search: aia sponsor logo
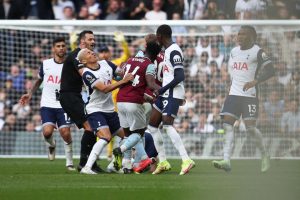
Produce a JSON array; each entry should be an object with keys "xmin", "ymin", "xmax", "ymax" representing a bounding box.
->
[
  {"xmin": 233, "ymin": 62, "xmax": 248, "ymax": 70},
  {"xmin": 163, "ymin": 65, "xmax": 169, "ymax": 72},
  {"xmin": 47, "ymin": 75, "xmax": 61, "ymax": 84}
]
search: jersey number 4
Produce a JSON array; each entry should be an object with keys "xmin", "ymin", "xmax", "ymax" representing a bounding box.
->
[{"xmin": 124, "ymin": 64, "xmax": 140, "ymax": 86}]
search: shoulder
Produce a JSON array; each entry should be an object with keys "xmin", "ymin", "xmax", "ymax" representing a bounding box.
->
[
  {"xmin": 168, "ymin": 45, "xmax": 184, "ymax": 67},
  {"xmin": 105, "ymin": 60, "xmax": 117, "ymax": 71},
  {"xmin": 82, "ymin": 69, "xmax": 97, "ymax": 85},
  {"xmin": 230, "ymin": 46, "xmax": 240, "ymax": 54},
  {"xmin": 42, "ymin": 58, "xmax": 55, "ymax": 66}
]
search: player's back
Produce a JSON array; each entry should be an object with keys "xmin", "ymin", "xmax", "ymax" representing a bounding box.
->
[
  {"xmin": 117, "ymin": 57, "xmax": 152, "ymax": 104},
  {"xmin": 60, "ymin": 48, "xmax": 83, "ymax": 93},
  {"xmin": 136, "ymin": 50, "xmax": 164, "ymax": 86},
  {"xmin": 40, "ymin": 58, "xmax": 63, "ymax": 108}
]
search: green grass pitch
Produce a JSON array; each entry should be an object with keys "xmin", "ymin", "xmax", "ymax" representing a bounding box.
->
[{"xmin": 0, "ymin": 158, "xmax": 299, "ymax": 200}]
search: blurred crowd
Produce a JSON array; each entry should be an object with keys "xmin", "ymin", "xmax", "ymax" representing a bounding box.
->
[
  {"xmin": 1, "ymin": 25, "xmax": 300, "ymax": 135},
  {"xmin": 0, "ymin": 0, "xmax": 300, "ymax": 20}
]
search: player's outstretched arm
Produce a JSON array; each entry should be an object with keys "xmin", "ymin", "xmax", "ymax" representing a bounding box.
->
[
  {"xmin": 94, "ymin": 73, "xmax": 134, "ymax": 94},
  {"xmin": 19, "ymin": 79, "xmax": 43, "ymax": 106}
]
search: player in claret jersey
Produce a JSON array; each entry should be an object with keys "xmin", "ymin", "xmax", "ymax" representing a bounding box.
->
[
  {"xmin": 212, "ymin": 26, "xmax": 275, "ymax": 173},
  {"xmin": 112, "ymin": 41, "xmax": 162, "ymax": 173},
  {"xmin": 131, "ymin": 34, "xmax": 164, "ymax": 173},
  {"xmin": 147, "ymin": 24, "xmax": 195, "ymax": 175}
]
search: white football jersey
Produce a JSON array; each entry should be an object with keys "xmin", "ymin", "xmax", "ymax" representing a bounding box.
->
[
  {"xmin": 39, "ymin": 58, "xmax": 63, "ymax": 108},
  {"xmin": 161, "ymin": 43, "xmax": 185, "ymax": 99},
  {"xmin": 82, "ymin": 60, "xmax": 116, "ymax": 114},
  {"xmin": 228, "ymin": 44, "xmax": 271, "ymax": 97}
]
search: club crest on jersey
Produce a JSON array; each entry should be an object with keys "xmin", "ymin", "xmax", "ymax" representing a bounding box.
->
[{"xmin": 233, "ymin": 62, "xmax": 248, "ymax": 70}]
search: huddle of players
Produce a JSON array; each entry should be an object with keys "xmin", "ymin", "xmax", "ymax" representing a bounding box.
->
[
  {"xmin": 19, "ymin": 24, "xmax": 274, "ymax": 175},
  {"xmin": 19, "ymin": 24, "xmax": 195, "ymax": 175},
  {"xmin": 78, "ymin": 24, "xmax": 195, "ymax": 175}
]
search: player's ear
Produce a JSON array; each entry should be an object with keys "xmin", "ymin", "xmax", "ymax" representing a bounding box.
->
[{"xmin": 81, "ymin": 58, "xmax": 87, "ymax": 64}]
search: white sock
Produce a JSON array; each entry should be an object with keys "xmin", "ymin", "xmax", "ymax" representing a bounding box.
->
[
  {"xmin": 163, "ymin": 125, "xmax": 190, "ymax": 161},
  {"xmin": 44, "ymin": 134, "xmax": 55, "ymax": 147},
  {"xmin": 122, "ymin": 158, "xmax": 132, "ymax": 169},
  {"xmin": 223, "ymin": 123, "xmax": 234, "ymax": 161},
  {"xmin": 148, "ymin": 125, "xmax": 167, "ymax": 162},
  {"xmin": 85, "ymin": 139, "xmax": 108, "ymax": 169},
  {"xmin": 64, "ymin": 142, "xmax": 73, "ymax": 166},
  {"xmin": 120, "ymin": 133, "xmax": 141, "ymax": 152},
  {"xmin": 248, "ymin": 127, "xmax": 266, "ymax": 156}
]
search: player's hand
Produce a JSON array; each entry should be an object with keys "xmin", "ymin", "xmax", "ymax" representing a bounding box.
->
[
  {"xmin": 123, "ymin": 73, "xmax": 134, "ymax": 82},
  {"xmin": 243, "ymin": 80, "xmax": 258, "ymax": 91},
  {"xmin": 179, "ymin": 99, "xmax": 186, "ymax": 106},
  {"xmin": 153, "ymin": 90, "xmax": 159, "ymax": 97},
  {"xmin": 69, "ymin": 32, "xmax": 78, "ymax": 51},
  {"xmin": 113, "ymin": 32, "xmax": 125, "ymax": 42},
  {"xmin": 144, "ymin": 93, "xmax": 154, "ymax": 103},
  {"xmin": 19, "ymin": 94, "xmax": 31, "ymax": 106},
  {"xmin": 69, "ymin": 32, "xmax": 78, "ymax": 44}
]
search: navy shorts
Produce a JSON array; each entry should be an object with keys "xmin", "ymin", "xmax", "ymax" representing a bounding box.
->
[
  {"xmin": 87, "ymin": 111, "xmax": 121, "ymax": 135},
  {"xmin": 40, "ymin": 107, "xmax": 71, "ymax": 129},
  {"xmin": 144, "ymin": 132, "xmax": 158, "ymax": 158},
  {"xmin": 220, "ymin": 95, "xmax": 259, "ymax": 120},
  {"xmin": 153, "ymin": 96, "xmax": 183, "ymax": 118}
]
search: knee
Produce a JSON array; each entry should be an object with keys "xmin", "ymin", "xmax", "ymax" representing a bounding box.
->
[
  {"xmin": 97, "ymin": 130, "xmax": 112, "ymax": 141},
  {"xmin": 59, "ymin": 127, "xmax": 70, "ymax": 135},
  {"xmin": 43, "ymin": 128, "xmax": 53, "ymax": 138}
]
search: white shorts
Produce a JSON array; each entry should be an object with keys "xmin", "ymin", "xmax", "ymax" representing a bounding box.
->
[
  {"xmin": 143, "ymin": 102, "xmax": 152, "ymax": 125},
  {"xmin": 117, "ymin": 102, "xmax": 147, "ymax": 131}
]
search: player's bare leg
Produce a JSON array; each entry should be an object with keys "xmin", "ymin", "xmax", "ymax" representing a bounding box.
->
[
  {"xmin": 81, "ymin": 128, "xmax": 112, "ymax": 175},
  {"xmin": 162, "ymin": 115, "xmax": 195, "ymax": 175},
  {"xmin": 43, "ymin": 125, "xmax": 56, "ymax": 161},
  {"xmin": 148, "ymin": 107, "xmax": 170, "ymax": 174},
  {"xmin": 59, "ymin": 127, "xmax": 75, "ymax": 171}
]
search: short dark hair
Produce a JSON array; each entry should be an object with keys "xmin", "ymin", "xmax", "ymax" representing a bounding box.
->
[
  {"xmin": 78, "ymin": 30, "xmax": 94, "ymax": 41},
  {"xmin": 156, "ymin": 24, "xmax": 172, "ymax": 38},
  {"xmin": 241, "ymin": 25, "xmax": 257, "ymax": 40},
  {"xmin": 52, "ymin": 37, "xmax": 65, "ymax": 46},
  {"xmin": 145, "ymin": 41, "xmax": 161, "ymax": 58}
]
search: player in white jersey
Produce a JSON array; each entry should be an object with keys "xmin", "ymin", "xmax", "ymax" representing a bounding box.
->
[
  {"xmin": 76, "ymin": 48, "xmax": 134, "ymax": 175},
  {"xmin": 19, "ymin": 38, "xmax": 75, "ymax": 171},
  {"xmin": 212, "ymin": 26, "xmax": 275, "ymax": 173},
  {"xmin": 147, "ymin": 24, "xmax": 195, "ymax": 175}
]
